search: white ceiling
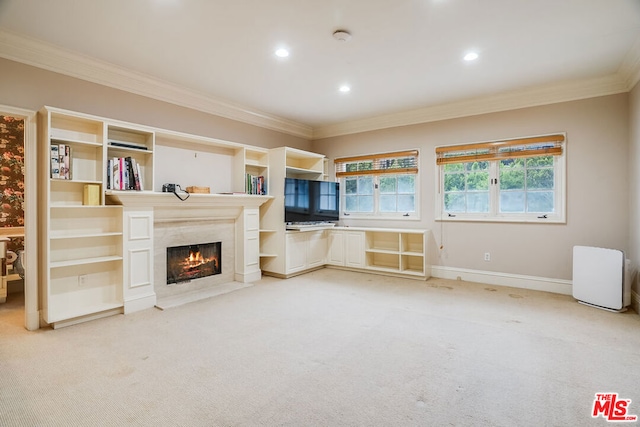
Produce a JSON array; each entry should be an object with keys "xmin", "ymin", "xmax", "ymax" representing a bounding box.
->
[{"xmin": 1, "ymin": 0, "xmax": 640, "ymax": 139}]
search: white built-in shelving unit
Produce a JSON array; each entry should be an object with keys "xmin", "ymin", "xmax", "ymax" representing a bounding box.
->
[
  {"xmin": 39, "ymin": 106, "xmax": 274, "ymax": 327},
  {"xmin": 260, "ymin": 147, "xmax": 327, "ymax": 277},
  {"xmin": 39, "ymin": 107, "xmax": 127, "ymax": 327}
]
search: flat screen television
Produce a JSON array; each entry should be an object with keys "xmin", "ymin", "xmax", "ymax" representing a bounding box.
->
[{"xmin": 284, "ymin": 177, "xmax": 340, "ymax": 223}]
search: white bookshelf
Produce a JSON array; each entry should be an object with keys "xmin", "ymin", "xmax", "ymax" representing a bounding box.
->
[{"xmin": 260, "ymin": 147, "xmax": 326, "ymax": 277}]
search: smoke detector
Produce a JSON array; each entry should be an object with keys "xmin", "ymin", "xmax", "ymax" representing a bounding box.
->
[{"xmin": 333, "ymin": 30, "xmax": 352, "ymax": 42}]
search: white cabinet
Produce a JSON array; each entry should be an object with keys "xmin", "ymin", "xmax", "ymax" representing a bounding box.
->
[
  {"xmin": 327, "ymin": 228, "xmax": 429, "ymax": 279},
  {"xmin": 307, "ymin": 230, "xmax": 328, "ymax": 269},
  {"xmin": 327, "ymin": 229, "xmax": 364, "ymax": 268},
  {"xmin": 285, "ymin": 232, "xmax": 308, "ymax": 274},
  {"xmin": 285, "ymin": 230, "xmax": 327, "ymax": 276},
  {"xmin": 327, "ymin": 230, "xmax": 345, "ymax": 266},
  {"xmin": 345, "ymin": 231, "xmax": 365, "ymax": 268}
]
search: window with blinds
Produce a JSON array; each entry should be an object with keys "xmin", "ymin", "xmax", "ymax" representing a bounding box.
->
[
  {"xmin": 435, "ymin": 134, "xmax": 566, "ymax": 223},
  {"xmin": 335, "ymin": 150, "xmax": 420, "ymax": 218}
]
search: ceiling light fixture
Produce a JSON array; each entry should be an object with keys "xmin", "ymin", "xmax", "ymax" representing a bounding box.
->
[
  {"xmin": 464, "ymin": 52, "xmax": 479, "ymax": 61},
  {"xmin": 339, "ymin": 85, "xmax": 351, "ymax": 93},
  {"xmin": 275, "ymin": 48, "xmax": 290, "ymax": 58}
]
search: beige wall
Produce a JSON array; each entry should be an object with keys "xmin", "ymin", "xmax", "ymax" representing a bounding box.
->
[
  {"xmin": 1, "ymin": 56, "xmax": 632, "ymax": 283},
  {"xmin": 0, "ymin": 58, "xmax": 311, "ymax": 150},
  {"xmin": 629, "ymin": 82, "xmax": 640, "ymax": 295},
  {"xmin": 313, "ymin": 94, "xmax": 630, "ymax": 281}
]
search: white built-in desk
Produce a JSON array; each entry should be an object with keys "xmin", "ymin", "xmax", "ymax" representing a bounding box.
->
[{"xmin": 276, "ymin": 226, "xmax": 430, "ymax": 280}]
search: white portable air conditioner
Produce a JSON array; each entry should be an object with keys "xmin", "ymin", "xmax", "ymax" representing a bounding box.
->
[{"xmin": 572, "ymin": 246, "xmax": 631, "ymax": 312}]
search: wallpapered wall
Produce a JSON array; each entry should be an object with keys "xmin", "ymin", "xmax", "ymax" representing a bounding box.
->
[{"xmin": 0, "ymin": 114, "xmax": 25, "ymax": 253}]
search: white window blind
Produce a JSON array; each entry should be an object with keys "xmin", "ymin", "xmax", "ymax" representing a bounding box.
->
[
  {"xmin": 436, "ymin": 134, "xmax": 564, "ymax": 165},
  {"xmin": 335, "ymin": 150, "xmax": 419, "ymax": 177}
]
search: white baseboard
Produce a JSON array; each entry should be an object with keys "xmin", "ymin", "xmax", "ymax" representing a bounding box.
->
[
  {"xmin": 124, "ymin": 293, "xmax": 157, "ymax": 314},
  {"xmin": 430, "ymin": 265, "xmax": 573, "ymax": 295},
  {"xmin": 632, "ymin": 290, "xmax": 640, "ymax": 314}
]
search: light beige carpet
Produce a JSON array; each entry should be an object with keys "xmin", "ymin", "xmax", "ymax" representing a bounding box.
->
[{"xmin": 1, "ymin": 268, "xmax": 639, "ymax": 426}]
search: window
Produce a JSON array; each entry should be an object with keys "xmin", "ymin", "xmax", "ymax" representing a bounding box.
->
[
  {"xmin": 335, "ymin": 150, "xmax": 419, "ymax": 218},
  {"xmin": 436, "ymin": 134, "xmax": 566, "ymax": 222}
]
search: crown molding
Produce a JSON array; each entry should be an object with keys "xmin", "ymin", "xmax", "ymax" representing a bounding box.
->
[
  {"xmin": 2, "ymin": 29, "xmax": 639, "ymax": 142},
  {"xmin": 0, "ymin": 30, "xmax": 314, "ymax": 139},
  {"xmin": 312, "ymin": 74, "xmax": 629, "ymax": 139},
  {"xmin": 619, "ymin": 35, "xmax": 640, "ymax": 91}
]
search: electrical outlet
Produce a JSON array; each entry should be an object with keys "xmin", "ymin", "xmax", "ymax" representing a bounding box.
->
[
  {"xmin": 78, "ymin": 274, "xmax": 88, "ymax": 286},
  {"xmin": 484, "ymin": 252, "xmax": 491, "ymax": 261}
]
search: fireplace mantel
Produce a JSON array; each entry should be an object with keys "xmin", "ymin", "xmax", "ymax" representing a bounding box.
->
[
  {"xmin": 108, "ymin": 191, "xmax": 272, "ymax": 315},
  {"xmin": 106, "ymin": 191, "xmax": 272, "ymax": 209}
]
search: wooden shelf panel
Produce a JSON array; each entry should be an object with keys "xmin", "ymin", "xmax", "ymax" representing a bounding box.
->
[
  {"xmin": 51, "ymin": 137, "xmax": 102, "ymax": 147},
  {"xmin": 50, "ymin": 255, "xmax": 122, "ymax": 269},
  {"xmin": 400, "ymin": 251, "xmax": 424, "ymax": 256},
  {"xmin": 365, "ymin": 248, "xmax": 399, "ymax": 255},
  {"xmin": 107, "ymin": 144, "xmax": 153, "ymax": 155},
  {"xmin": 50, "ymin": 232, "xmax": 123, "ymax": 240},
  {"xmin": 285, "ymin": 166, "xmax": 323, "ymax": 175}
]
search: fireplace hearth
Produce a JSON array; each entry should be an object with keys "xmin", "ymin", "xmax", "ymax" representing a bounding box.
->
[{"xmin": 166, "ymin": 242, "xmax": 221, "ymax": 284}]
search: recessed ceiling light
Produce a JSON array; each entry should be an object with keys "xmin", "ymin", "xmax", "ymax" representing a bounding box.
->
[
  {"xmin": 464, "ymin": 52, "xmax": 479, "ymax": 61},
  {"xmin": 275, "ymin": 48, "xmax": 289, "ymax": 58},
  {"xmin": 339, "ymin": 85, "xmax": 351, "ymax": 93}
]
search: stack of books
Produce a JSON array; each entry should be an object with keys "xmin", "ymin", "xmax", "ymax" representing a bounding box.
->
[
  {"xmin": 50, "ymin": 144, "xmax": 71, "ymax": 179},
  {"xmin": 107, "ymin": 157, "xmax": 144, "ymax": 191},
  {"xmin": 246, "ymin": 174, "xmax": 266, "ymax": 195}
]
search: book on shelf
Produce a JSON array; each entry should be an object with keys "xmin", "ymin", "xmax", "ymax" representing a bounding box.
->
[
  {"xmin": 107, "ymin": 159, "xmax": 112, "ymax": 189},
  {"xmin": 112, "ymin": 157, "xmax": 121, "ymax": 190},
  {"xmin": 58, "ymin": 144, "xmax": 65, "ymax": 179},
  {"xmin": 64, "ymin": 145, "xmax": 71, "ymax": 179},
  {"xmin": 52, "ymin": 144, "xmax": 72, "ymax": 180},
  {"xmin": 135, "ymin": 161, "xmax": 144, "ymax": 191},
  {"xmin": 50, "ymin": 145, "xmax": 60, "ymax": 179},
  {"xmin": 130, "ymin": 158, "xmax": 141, "ymax": 191},
  {"xmin": 121, "ymin": 157, "xmax": 128, "ymax": 190},
  {"xmin": 108, "ymin": 156, "xmax": 143, "ymax": 191},
  {"xmin": 245, "ymin": 173, "xmax": 266, "ymax": 195}
]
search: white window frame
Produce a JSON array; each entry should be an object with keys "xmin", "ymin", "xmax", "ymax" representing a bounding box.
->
[
  {"xmin": 336, "ymin": 150, "xmax": 421, "ymax": 220},
  {"xmin": 435, "ymin": 133, "xmax": 566, "ymax": 223}
]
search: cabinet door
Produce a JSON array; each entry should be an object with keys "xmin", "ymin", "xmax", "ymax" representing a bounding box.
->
[
  {"xmin": 122, "ymin": 207, "xmax": 155, "ymax": 313},
  {"xmin": 345, "ymin": 231, "xmax": 365, "ymax": 268},
  {"xmin": 307, "ymin": 231, "xmax": 327, "ymax": 268},
  {"xmin": 285, "ymin": 232, "xmax": 307, "ymax": 274},
  {"xmin": 327, "ymin": 231, "xmax": 345, "ymax": 266}
]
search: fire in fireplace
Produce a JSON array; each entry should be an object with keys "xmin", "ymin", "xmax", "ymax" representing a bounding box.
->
[{"xmin": 166, "ymin": 242, "xmax": 221, "ymax": 284}]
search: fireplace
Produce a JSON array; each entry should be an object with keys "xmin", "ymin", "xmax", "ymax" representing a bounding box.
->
[{"xmin": 166, "ymin": 242, "xmax": 221, "ymax": 284}]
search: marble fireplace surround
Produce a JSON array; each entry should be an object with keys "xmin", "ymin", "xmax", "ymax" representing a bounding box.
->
[{"xmin": 106, "ymin": 192, "xmax": 272, "ymax": 309}]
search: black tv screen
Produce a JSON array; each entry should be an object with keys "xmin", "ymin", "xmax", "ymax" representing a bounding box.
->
[{"xmin": 284, "ymin": 177, "xmax": 339, "ymax": 223}]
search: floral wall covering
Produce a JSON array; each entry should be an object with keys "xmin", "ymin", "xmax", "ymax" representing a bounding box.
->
[{"xmin": 0, "ymin": 114, "xmax": 25, "ymax": 253}]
